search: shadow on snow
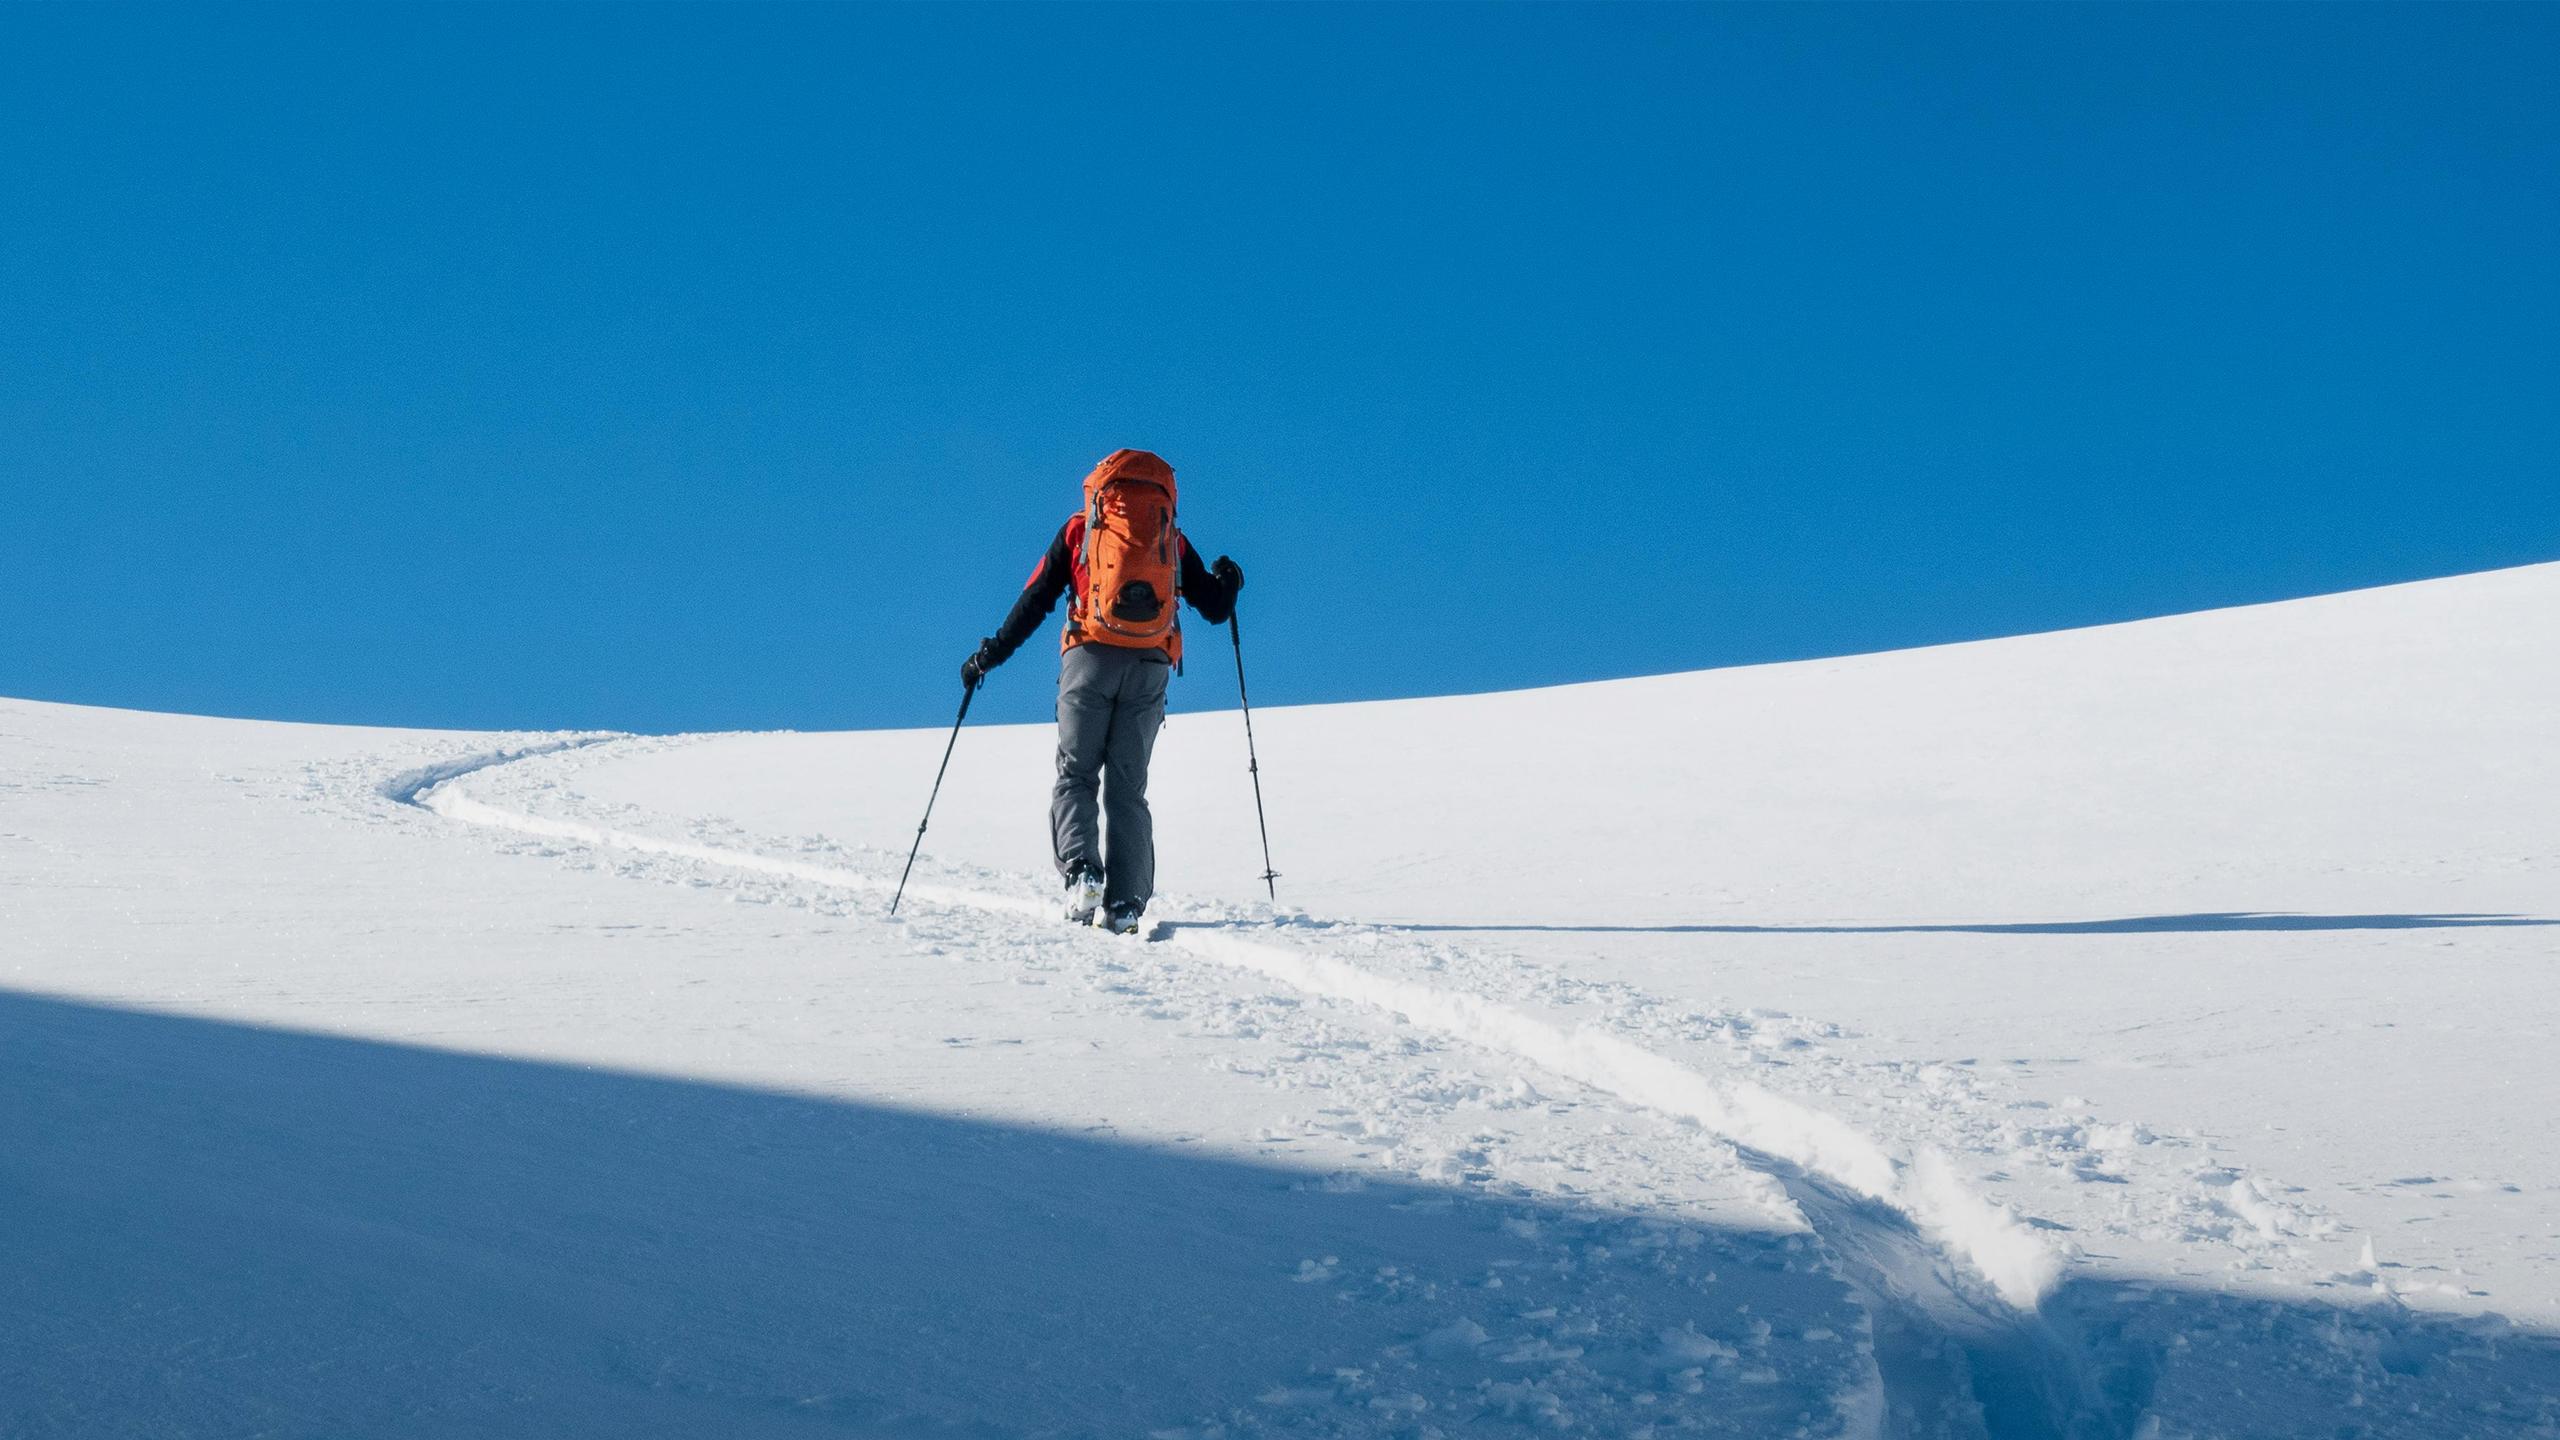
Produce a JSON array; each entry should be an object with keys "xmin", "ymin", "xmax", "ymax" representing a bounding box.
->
[
  {"xmin": 3, "ymin": 990, "xmax": 2554, "ymax": 1439},
  {"xmin": 1209, "ymin": 913, "xmax": 2560, "ymax": 939}
]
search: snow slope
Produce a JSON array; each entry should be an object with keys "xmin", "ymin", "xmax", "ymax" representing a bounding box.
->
[{"xmin": 5, "ymin": 563, "xmax": 2558, "ymax": 1438}]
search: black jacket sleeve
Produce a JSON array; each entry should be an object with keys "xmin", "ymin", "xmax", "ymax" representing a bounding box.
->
[
  {"xmin": 1180, "ymin": 538, "xmax": 1236, "ymax": 627},
  {"xmin": 983, "ymin": 521, "xmax": 1075, "ymax": 667}
]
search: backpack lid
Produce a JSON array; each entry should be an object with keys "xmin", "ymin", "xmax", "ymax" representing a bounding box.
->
[{"xmin": 1083, "ymin": 448, "xmax": 1176, "ymax": 509}]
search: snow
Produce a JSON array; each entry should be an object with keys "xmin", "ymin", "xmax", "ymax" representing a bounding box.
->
[{"xmin": 6, "ymin": 562, "xmax": 2559, "ymax": 1437}]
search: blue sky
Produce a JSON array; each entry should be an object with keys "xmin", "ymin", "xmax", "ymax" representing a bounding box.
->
[{"xmin": 4, "ymin": 3, "xmax": 2554, "ymax": 733}]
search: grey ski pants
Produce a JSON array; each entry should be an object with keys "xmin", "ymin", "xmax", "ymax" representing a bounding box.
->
[{"xmin": 1051, "ymin": 643, "xmax": 1171, "ymax": 912}]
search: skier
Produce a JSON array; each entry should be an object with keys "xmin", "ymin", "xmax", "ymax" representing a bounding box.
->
[{"xmin": 961, "ymin": 449, "xmax": 1244, "ymax": 935}]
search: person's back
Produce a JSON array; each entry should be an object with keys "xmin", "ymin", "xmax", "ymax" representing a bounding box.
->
[{"xmin": 962, "ymin": 449, "xmax": 1243, "ymax": 934}]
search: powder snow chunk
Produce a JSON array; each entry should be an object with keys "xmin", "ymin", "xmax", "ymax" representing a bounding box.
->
[
  {"xmin": 1418, "ymin": 1319, "xmax": 1490, "ymax": 1357},
  {"xmin": 1654, "ymin": 1326, "xmax": 1741, "ymax": 1366},
  {"xmin": 1495, "ymin": 1337, "xmax": 1585, "ymax": 1365},
  {"xmin": 1291, "ymin": 1256, "xmax": 1339, "ymax": 1283},
  {"xmin": 1906, "ymin": 1149, "xmax": 2066, "ymax": 1310}
]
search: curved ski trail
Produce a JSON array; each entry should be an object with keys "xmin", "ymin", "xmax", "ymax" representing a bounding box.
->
[{"xmin": 393, "ymin": 734, "xmax": 2116, "ymax": 1437}]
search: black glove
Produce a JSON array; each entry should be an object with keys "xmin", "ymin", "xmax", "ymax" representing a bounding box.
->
[
  {"xmin": 961, "ymin": 638, "xmax": 996, "ymax": 688},
  {"xmin": 1212, "ymin": 555, "xmax": 1244, "ymax": 598}
]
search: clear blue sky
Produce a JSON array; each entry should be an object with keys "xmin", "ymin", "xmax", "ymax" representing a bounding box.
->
[{"xmin": 5, "ymin": 3, "xmax": 2554, "ymax": 733}]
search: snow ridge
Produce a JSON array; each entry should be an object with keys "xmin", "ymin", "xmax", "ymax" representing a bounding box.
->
[{"xmin": 402, "ymin": 740, "xmax": 2064, "ymax": 1314}]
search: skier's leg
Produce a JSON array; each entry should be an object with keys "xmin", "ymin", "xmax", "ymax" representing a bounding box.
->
[
  {"xmin": 1101, "ymin": 654, "xmax": 1171, "ymax": 914},
  {"xmin": 1052, "ymin": 646, "xmax": 1114, "ymax": 883}
]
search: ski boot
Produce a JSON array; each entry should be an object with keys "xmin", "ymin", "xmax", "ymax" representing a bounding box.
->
[
  {"xmin": 1098, "ymin": 902, "xmax": 1144, "ymax": 937},
  {"xmin": 1063, "ymin": 869, "xmax": 1104, "ymax": 926}
]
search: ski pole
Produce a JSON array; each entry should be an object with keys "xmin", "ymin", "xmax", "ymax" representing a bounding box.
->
[
  {"xmin": 1228, "ymin": 608, "xmax": 1280, "ymax": 901},
  {"xmin": 891, "ymin": 676, "xmax": 976, "ymax": 916}
]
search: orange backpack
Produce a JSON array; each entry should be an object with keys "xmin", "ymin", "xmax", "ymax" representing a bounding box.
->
[{"xmin": 1068, "ymin": 449, "xmax": 1184, "ymax": 664}]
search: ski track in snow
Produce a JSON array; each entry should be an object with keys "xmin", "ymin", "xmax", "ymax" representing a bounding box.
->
[
  {"xmin": 376, "ymin": 732, "xmax": 628, "ymax": 807},
  {"xmin": 368, "ymin": 730, "xmax": 2560, "ymax": 1439},
  {"xmin": 378, "ymin": 733, "xmax": 2148, "ymax": 1436},
  {"xmin": 405, "ymin": 738, "xmax": 2056, "ymax": 1286}
]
